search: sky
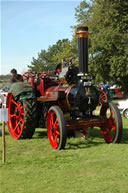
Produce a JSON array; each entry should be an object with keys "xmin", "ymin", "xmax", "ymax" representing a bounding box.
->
[{"xmin": 0, "ymin": 0, "xmax": 82, "ymax": 75}]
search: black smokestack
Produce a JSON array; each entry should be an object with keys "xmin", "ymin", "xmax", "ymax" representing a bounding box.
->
[{"xmin": 76, "ymin": 26, "xmax": 88, "ymax": 75}]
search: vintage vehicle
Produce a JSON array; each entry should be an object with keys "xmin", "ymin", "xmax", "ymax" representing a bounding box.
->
[
  {"xmin": 110, "ymin": 85, "xmax": 123, "ymax": 99},
  {"xmin": 6, "ymin": 27, "xmax": 123, "ymax": 149},
  {"xmin": 118, "ymin": 99, "xmax": 128, "ymax": 119}
]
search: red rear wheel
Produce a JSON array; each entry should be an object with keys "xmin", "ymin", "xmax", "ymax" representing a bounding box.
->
[
  {"xmin": 7, "ymin": 94, "xmax": 24, "ymax": 139},
  {"xmin": 7, "ymin": 93, "xmax": 37, "ymax": 139},
  {"xmin": 100, "ymin": 102, "xmax": 123, "ymax": 143},
  {"xmin": 47, "ymin": 106, "xmax": 67, "ymax": 150}
]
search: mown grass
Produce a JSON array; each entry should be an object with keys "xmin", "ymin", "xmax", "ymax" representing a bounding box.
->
[{"xmin": 0, "ymin": 117, "xmax": 128, "ymax": 193}]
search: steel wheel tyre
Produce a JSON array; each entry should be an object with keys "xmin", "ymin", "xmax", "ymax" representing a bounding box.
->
[
  {"xmin": 47, "ymin": 106, "xmax": 67, "ymax": 150},
  {"xmin": 100, "ymin": 102, "xmax": 123, "ymax": 143},
  {"xmin": 124, "ymin": 109, "xmax": 128, "ymax": 119},
  {"xmin": 7, "ymin": 93, "xmax": 37, "ymax": 139}
]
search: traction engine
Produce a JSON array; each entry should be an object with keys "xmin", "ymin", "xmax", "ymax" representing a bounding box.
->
[{"xmin": 6, "ymin": 27, "xmax": 123, "ymax": 149}]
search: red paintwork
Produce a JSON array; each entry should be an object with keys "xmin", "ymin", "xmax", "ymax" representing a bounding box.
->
[
  {"xmin": 66, "ymin": 111, "xmax": 117, "ymax": 143},
  {"xmin": 114, "ymin": 88, "xmax": 123, "ymax": 98},
  {"xmin": 36, "ymin": 78, "xmax": 44, "ymax": 96},
  {"xmin": 21, "ymin": 70, "xmax": 118, "ymax": 144},
  {"xmin": 27, "ymin": 76, "xmax": 35, "ymax": 87},
  {"xmin": 66, "ymin": 117, "xmax": 106, "ymax": 131},
  {"xmin": 7, "ymin": 69, "xmax": 118, "ymax": 145},
  {"xmin": 6, "ymin": 93, "xmax": 24, "ymax": 139},
  {"xmin": 98, "ymin": 90, "xmax": 107, "ymax": 106},
  {"xmin": 44, "ymin": 85, "xmax": 67, "ymax": 97},
  {"xmin": 47, "ymin": 109, "xmax": 60, "ymax": 149},
  {"xmin": 100, "ymin": 105, "xmax": 117, "ymax": 143},
  {"xmin": 110, "ymin": 88, "xmax": 123, "ymax": 99},
  {"xmin": 101, "ymin": 112, "xmax": 116, "ymax": 143}
]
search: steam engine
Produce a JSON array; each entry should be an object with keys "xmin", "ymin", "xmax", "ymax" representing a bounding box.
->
[{"xmin": 7, "ymin": 26, "xmax": 123, "ymax": 150}]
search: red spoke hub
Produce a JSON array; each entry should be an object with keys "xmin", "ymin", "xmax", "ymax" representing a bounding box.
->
[{"xmin": 47, "ymin": 111, "xmax": 60, "ymax": 149}]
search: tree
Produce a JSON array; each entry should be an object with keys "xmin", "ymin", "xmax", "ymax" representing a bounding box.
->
[
  {"xmin": 73, "ymin": 0, "xmax": 128, "ymax": 92},
  {"xmin": 28, "ymin": 39, "xmax": 72, "ymax": 72}
]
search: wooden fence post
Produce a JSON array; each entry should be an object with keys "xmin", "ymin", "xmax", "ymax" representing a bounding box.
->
[
  {"xmin": 2, "ymin": 119, "xmax": 6, "ymax": 163},
  {"xmin": 0, "ymin": 105, "xmax": 8, "ymax": 163}
]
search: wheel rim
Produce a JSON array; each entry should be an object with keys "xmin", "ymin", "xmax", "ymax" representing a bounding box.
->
[
  {"xmin": 98, "ymin": 90, "xmax": 107, "ymax": 106},
  {"xmin": 100, "ymin": 105, "xmax": 117, "ymax": 143},
  {"xmin": 47, "ymin": 110, "xmax": 60, "ymax": 149},
  {"xmin": 8, "ymin": 94, "xmax": 24, "ymax": 139}
]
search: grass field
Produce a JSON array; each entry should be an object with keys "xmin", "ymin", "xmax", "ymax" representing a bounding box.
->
[{"xmin": 0, "ymin": 116, "xmax": 128, "ymax": 193}]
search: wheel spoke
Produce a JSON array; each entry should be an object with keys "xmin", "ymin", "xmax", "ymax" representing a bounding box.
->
[
  {"xmin": 101, "ymin": 129, "xmax": 112, "ymax": 143},
  {"xmin": 13, "ymin": 119, "xmax": 21, "ymax": 132},
  {"xmin": 54, "ymin": 134, "xmax": 58, "ymax": 142},
  {"xmin": 112, "ymin": 125, "xmax": 116, "ymax": 131},
  {"xmin": 20, "ymin": 106, "xmax": 24, "ymax": 110},
  {"xmin": 53, "ymin": 118, "xmax": 59, "ymax": 128},
  {"xmin": 50, "ymin": 112, "xmax": 54, "ymax": 125},
  {"xmin": 20, "ymin": 116, "xmax": 24, "ymax": 122},
  {"xmin": 53, "ymin": 118, "xmax": 60, "ymax": 135},
  {"xmin": 55, "ymin": 130, "xmax": 60, "ymax": 135},
  {"xmin": 55, "ymin": 119, "xmax": 58, "ymax": 125},
  {"xmin": 10, "ymin": 114, "xmax": 16, "ymax": 118},
  {"xmin": 17, "ymin": 125, "xmax": 21, "ymax": 133},
  {"xmin": 18, "ymin": 122, "xmax": 23, "ymax": 133},
  {"xmin": 109, "ymin": 111, "xmax": 113, "ymax": 119},
  {"xmin": 11, "ymin": 99, "xmax": 19, "ymax": 106}
]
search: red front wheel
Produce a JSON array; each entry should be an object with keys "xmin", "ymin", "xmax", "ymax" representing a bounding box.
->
[
  {"xmin": 47, "ymin": 106, "xmax": 67, "ymax": 150},
  {"xmin": 100, "ymin": 102, "xmax": 123, "ymax": 143}
]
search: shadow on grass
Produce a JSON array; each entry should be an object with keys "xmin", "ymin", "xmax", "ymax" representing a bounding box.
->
[
  {"xmin": 32, "ymin": 129, "xmax": 48, "ymax": 139},
  {"xmin": 66, "ymin": 140, "xmax": 104, "ymax": 150},
  {"xmin": 121, "ymin": 127, "xmax": 128, "ymax": 144},
  {"xmin": 66, "ymin": 128, "xmax": 105, "ymax": 150},
  {"xmin": 32, "ymin": 126, "xmax": 128, "ymax": 149},
  {"xmin": 66, "ymin": 127, "xmax": 128, "ymax": 150}
]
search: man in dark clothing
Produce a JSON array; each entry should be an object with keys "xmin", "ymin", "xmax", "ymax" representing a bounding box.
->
[{"xmin": 10, "ymin": 68, "xmax": 22, "ymax": 83}]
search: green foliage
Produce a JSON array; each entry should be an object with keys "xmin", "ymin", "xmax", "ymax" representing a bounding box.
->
[
  {"xmin": 0, "ymin": 74, "xmax": 11, "ymax": 88},
  {"xmin": 29, "ymin": 0, "xmax": 128, "ymax": 92},
  {"xmin": 73, "ymin": 0, "xmax": 128, "ymax": 92},
  {"xmin": 28, "ymin": 39, "xmax": 73, "ymax": 72},
  {"xmin": 75, "ymin": 0, "xmax": 91, "ymax": 24},
  {"xmin": 0, "ymin": 74, "xmax": 11, "ymax": 81}
]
